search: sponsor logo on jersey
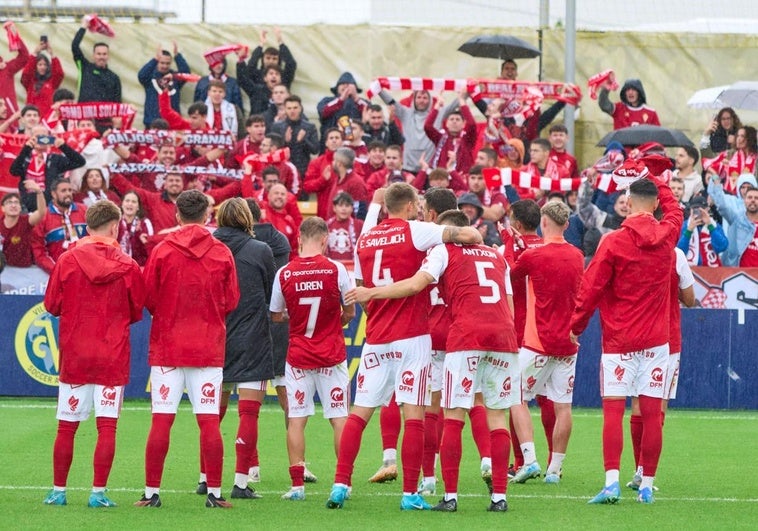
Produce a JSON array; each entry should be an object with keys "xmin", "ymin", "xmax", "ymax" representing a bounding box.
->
[{"xmin": 14, "ymin": 303, "xmax": 60, "ymax": 386}]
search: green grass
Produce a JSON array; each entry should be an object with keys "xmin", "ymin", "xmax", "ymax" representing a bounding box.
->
[{"xmin": 1, "ymin": 398, "xmax": 756, "ymax": 530}]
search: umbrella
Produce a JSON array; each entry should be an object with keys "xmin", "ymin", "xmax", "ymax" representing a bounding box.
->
[
  {"xmin": 715, "ymin": 81, "xmax": 758, "ymax": 110},
  {"xmin": 687, "ymin": 85, "xmax": 729, "ymax": 109},
  {"xmin": 458, "ymin": 34, "xmax": 541, "ymax": 60},
  {"xmin": 597, "ymin": 125, "xmax": 694, "ymax": 148}
]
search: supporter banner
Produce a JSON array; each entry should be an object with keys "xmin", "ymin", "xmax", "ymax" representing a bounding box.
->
[
  {"xmin": 102, "ymin": 129, "xmax": 235, "ymax": 149},
  {"xmin": 236, "ymin": 147, "xmax": 291, "ymax": 169},
  {"xmin": 58, "ymin": 103, "xmax": 136, "ymax": 128},
  {"xmin": 691, "ymin": 266, "xmax": 758, "ymax": 310},
  {"xmin": 107, "ymin": 162, "xmax": 243, "ymax": 178},
  {"xmin": 483, "ymin": 167, "xmax": 582, "ymax": 192}
]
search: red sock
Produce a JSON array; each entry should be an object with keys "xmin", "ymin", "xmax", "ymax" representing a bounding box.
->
[
  {"xmin": 53, "ymin": 420, "xmax": 79, "ymax": 487},
  {"xmin": 334, "ymin": 414, "xmax": 367, "ymax": 485},
  {"xmin": 235, "ymin": 400, "xmax": 261, "ymax": 474},
  {"xmin": 537, "ymin": 396, "xmax": 556, "ymax": 463},
  {"xmin": 219, "ymin": 403, "xmax": 228, "ymax": 423},
  {"xmin": 380, "ymin": 399, "xmax": 401, "ymax": 451},
  {"xmin": 289, "ymin": 464, "xmax": 305, "ymax": 488},
  {"xmin": 436, "ymin": 407, "xmax": 444, "ymax": 445},
  {"xmin": 250, "ymin": 448, "xmax": 259, "ymax": 467},
  {"xmin": 630, "ymin": 414, "xmax": 643, "ymax": 468},
  {"xmin": 197, "ymin": 414, "xmax": 224, "ymax": 489},
  {"xmin": 639, "ymin": 395, "xmax": 663, "ymax": 476},
  {"xmin": 93, "ymin": 417, "xmax": 117, "ymax": 488},
  {"xmin": 468, "ymin": 405, "xmax": 491, "ymax": 460},
  {"xmin": 490, "ymin": 428, "xmax": 511, "ymax": 495},
  {"xmin": 401, "ymin": 418, "xmax": 425, "ymax": 493},
  {"xmin": 509, "ymin": 411, "xmax": 523, "ymax": 468},
  {"xmin": 422, "ymin": 412, "xmax": 439, "ymax": 477},
  {"xmin": 602, "ymin": 400, "xmax": 625, "ymax": 471},
  {"xmin": 145, "ymin": 413, "xmax": 175, "ymax": 488},
  {"xmin": 439, "ymin": 418, "xmax": 465, "ymax": 494}
]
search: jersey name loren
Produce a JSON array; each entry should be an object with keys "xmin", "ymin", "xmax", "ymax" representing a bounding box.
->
[{"xmin": 295, "ymin": 281, "xmax": 323, "ymax": 292}]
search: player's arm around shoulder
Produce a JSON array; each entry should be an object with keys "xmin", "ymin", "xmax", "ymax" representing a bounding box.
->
[
  {"xmin": 442, "ymin": 224, "xmax": 483, "ymax": 245},
  {"xmin": 346, "ymin": 271, "xmax": 435, "ymax": 305}
]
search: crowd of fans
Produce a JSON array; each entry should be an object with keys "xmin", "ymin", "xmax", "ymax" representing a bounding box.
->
[{"xmin": 1, "ymin": 21, "xmax": 757, "ymax": 289}]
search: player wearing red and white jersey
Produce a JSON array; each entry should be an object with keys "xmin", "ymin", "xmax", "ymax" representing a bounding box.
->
[
  {"xmin": 627, "ymin": 246, "xmax": 695, "ymax": 490},
  {"xmin": 506, "ymin": 201, "xmax": 584, "ymax": 485},
  {"xmin": 326, "ymin": 183, "xmax": 482, "ymax": 511},
  {"xmin": 570, "ymin": 172, "xmax": 682, "ymax": 504},
  {"xmin": 270, "ymin": 216, "xmax": 355, "ymax": 501},
  {"xmin": 348, "ymin": 209, "xmax": 519, "ymax": 513}
]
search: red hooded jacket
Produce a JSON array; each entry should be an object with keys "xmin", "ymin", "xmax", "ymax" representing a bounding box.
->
[
  {"xmin": 143, "ymin": 224, "xmax": 239, "ymax": 367},
  {"xmin": 44, "ymin": 237, "xmax": 145, "ymax": 385}
]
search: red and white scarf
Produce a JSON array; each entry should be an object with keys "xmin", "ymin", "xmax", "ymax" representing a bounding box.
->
[
  {"xmin": 58, "ymin": 103, "xmax": 136, "ymax": 128},
  {"xmin": 687, "ymin": 226, "xmax": 722, "ymax": 267},
  {"xmin": 483, "ymin": 167, "xmax": 581, "ymax": 192}
]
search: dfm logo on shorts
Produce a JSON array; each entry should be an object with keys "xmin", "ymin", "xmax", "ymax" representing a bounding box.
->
[
  {"xmin": 461, "ymin": 377, "xmax": 473, "ymax": 394},
  {"xmin": 500, "ymin": 377, "xmax": 511, "ymax": 398},
  {"xmin": 399, "ymin": 371, "xmax": 415, "ymax": 393},
  {"xmin": 567, "ymin": 375, "xmax": 575, "ymax": 393},
  {"xmin": 330, "ymin": 387, "xmax": 344, "ymax": 408},
  {"xmin": 649, "ymin": 367, "xmax": 664, "ymax": 389},
  {"xmin": 614, "ymin": 366, "xmax": 625, "ymax": 382},
  {"xmin": 357, "ymin": 373, "xmax": 365, "ymax": 389},
  {"xmin": 14, "ymin": 303, "xmax": 60, "ymax": 386},
  {"xmin": 526, "ymin": 375, "xmax": 537, "ymax": 390},
  {"xmin": 68, "ymin": 395, "xmax": 79, "ymax": 412},
  {"xmin": 101, "ymin": 386, "xmax": 117, "ymax": 407},
  {"xmin": 159, "ymin": 384, "xmax": 170, "ymax": 401},
  {"xmin": 200, "ymin": 382, "xmax": 216, "ymax": 404},
  {"xmin": 295, "ymin": 389, "xmax": 306, "ymax": 406}
]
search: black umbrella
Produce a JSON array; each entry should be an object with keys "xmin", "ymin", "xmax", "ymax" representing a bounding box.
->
[
  {"xmin": 597, "ymin": 125, "xmax": 694, "ymax": 148},
  {"xmin": 458, "ymin": 34, "xmax": 541, "ymax": 60}
]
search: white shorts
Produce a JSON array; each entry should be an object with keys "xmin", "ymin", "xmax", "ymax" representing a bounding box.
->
[
  {"xmin": 430, "ymin": 349, "xmax": 445, "ymax": 393},
  {"xmin": 600, "ymin": 344, "xmax": 669, "ymax": 399},
  {"xmin": 270, "ymin": 375, "xmax": 286, "ymax": 388},
  {"xmin": 56, "ymin": 383, "xmax": 124, "ymax": 422},
  {"xmin": 442, "ymin": 351, "xmax": 520, "ymax": 411},
  {"xmin": 519, "ymin": 348, "xmax": 577, "ymax": 404},
  {"xmin": 285, "ymin": 361, "xmax": 349, "ymax": 419},
  {"xmin": 222, "ymin": 380, "xmax": 268, "ymax": 393},
  {"xmin": 150, "ymin": 366, "xmax": 223, "ymax": 415},
  {"xmin": 665, "ymin": 353, "xmax": 680, "ymax": 400},
  {"xmin": 354, "ymin": 335, "xmax": 432, "ymax": 408}
]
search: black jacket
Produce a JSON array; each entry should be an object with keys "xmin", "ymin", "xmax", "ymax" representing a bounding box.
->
[
  {"xmin": 72, "ymin": 28, "xmax": 122, "ymax": 104},
  {"xmin": 10, "ymin": 144, "xmax": 86, "ymax": 212},
  {"xmin": 215, "ymin": 226, "xmax": 277, "ymax": 383},
  {"xmin": 270, "ymin": 118, "xmax": 319, "ymax": 177}
]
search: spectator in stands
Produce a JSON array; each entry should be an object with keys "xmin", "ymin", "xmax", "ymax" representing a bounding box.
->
[
  {"xmin": 356, "ymin": 141, "xmax": 386, "ymax": 179},
  {"xmin": 21, "ymin": 38, "xmax": 63, "ymax": 118},
  {"xmin": 326, "ymin": 191, "xmax": 363, "ymax": 262},
  {"xmin": 159, "ymin": 85, "xmax": 208, "ymax": 131},
  {"xmin": 252, "ymin": 165, "xmax": 302, "ymax": 225},
  {"xmin": 263, "ymin": 83, "xmax": 289, "ymax": 130},
  {"xmin": 548, "ymin": 124, "xmax": 579, "ymax": 179},
  {"xmin": 138, "ymin": 43, "xmax": 190, "ymax": 127},
  {"xmin": 707, "ymin": 173, "xmax": 758, "ymax": 266},
  {"xmin": 110, "ymin": 171, "xmax": 184, "ymax": 233},
  {"xmin": 257, "ymin": 134, "xmax": 300, "ymax": 196},
  {"xmin": 72, "ymin": 18, "xmax": 121, "ymax": 130},
  {"xmin": 576, "ymin": 174, "xmax": 628, "ymax": 261},
  {"xmin": 194, "ymin": 56, "xmax": 243, "ymax": 114},
  {"xmin": 412, "ymin": 167, "xmax": 461, "ymax": 193},
  {"xmin": 669, "ymin": 176, "xmax": 686, "ymax": 208},
  {"xmin": 475, "ymin": 146, "xmax": 520, "ymax": 204},
  {"xmin": 366, "ymin": 145, "xmax": 414, "ymax": 196},
  {"xmin": 67, "ymin": 118, "xmax": 119, "ymax": 191},
  {"xmin": 17, "ymin": 105, "xmax": 41, "ymax": 135},
  {"xmin": 43, "ymin": 89, "xmax": 76, "ymax": 132},
  {"xmin": 10, "ymin": 125, "xmax": 86, "ymax": 212},
  {"xmin": 598, "ymin": 78, "xmax": 660, "ymax": 129},
  {"xmin": 31, "ymin": 178, "xmax": 88, "ymax": 274},
  {"xmin": 317, "ymin": 72, "xmax": 369, "ymax": 152},
  {"xmin": 330, "ymin": 147, "xmax": 368, "ymax": 218},
  {"xmin": 700, "ymin": 107, "xmax": 741, "ymax": 154},
  {"xmin": 264, "ymin": 183, "xmax": 299, "ymax": 260},
  {"xmin": 227, "ymin": 115, "xmax": 265, "ymax": 168},
  {"xmin": 703, "ymin": 126, "xmax": 758, "ymax": 194},
  {"xmin": 270, "ymin": 95, "xmax": 319, "ymax": 177},
  {"xmin": 75, "ymin": 168, "xmax": 121, "ymax": 207},
  {"xmin": 118, "ymin": 191, "xmax": 153, "ymax": 267},
  {"xmin": 521, "ymin": 138, "xmax": 569, "ymax": 202},
  {"xmin": 673, "ymin": 146, "xmax": 703, "ymax": 203},
  {"xmin": 362, "ymin": 104, "xmax": 404, "ymax": 147},
  {"xmin": 424, "ymin": 92, "xmax": 477, "ymax": 174},
  {"xmin": 0, "ymin": 27, "xmax": 29, "ymax": 116},
  {"xmin": 239, "ymin": 64, "xmax": 282, "ymax": 116},
  {"xmin": 0, "ymin": 186, "xmax": 46, "ymax": 268},
  {"xmin": 246, "ymin": 27, "xmax": 297, "ymax": 89},
  {"xmin": 457, "ymin": 192, "xmax": 501, "ymax": 246},
  {"xmin": 205, "ymin": 79, "xmax": 243, "ymax": 137},
  {"xmin": 677, "ymin": 195, "xmax": 727, "ymax": 267},
  {"xmin": 303, "ymin": 128, "xmax": 344, "ymax": 219},
  {"xmin": 466, "ymin": 165, "xmax": 509, "ymax": 222}
]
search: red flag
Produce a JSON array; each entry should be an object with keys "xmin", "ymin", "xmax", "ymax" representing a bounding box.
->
[
  {"xmin": 3, "ymin": 21, "xmax": 22, "ymax": 52},
  {"xmin": 84, "ymin": 14, "xmax": 116, "ymax": 38}
]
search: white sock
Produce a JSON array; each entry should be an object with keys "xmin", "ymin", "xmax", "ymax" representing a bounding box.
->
[
  {"xmin": 640, "ymin": 475, "xmax": 655, "ymax": 490},
  {"xmin": 53, "ymin": 486, "xmax": 66, "ymax": 492},
  {"xmin": 444, "ymin": 492, "xmax": 458, "ymax": 502},
  {"xmin": 248, "ymin": 466, "xmax": 259, "ymax": 476},
  {"xmin": 605, "ymin": 469, "xmax": 619, "ymax": 487},
  {"xmin": 547, "ymin": 452, "xmax": 566, "ymax": 474},
  {"xmin": 234, "ymin": 473, "xmax": 248, "ymax": 488},
  {"xmin": 91, "ymin": 486, "xmax": 106, "ymax": 493},
  {"xmin": 423, "ymin": 476, "xmax": 436, "ymax": 484},
  {"xmin": 491, "ymin": 493, "xmax": 506, "ymax": 503},
  {"xmin": 635, "ymin": 465, "xmax": 644, "ymax": 477},
  {"xmin": 208, "ymin": 487, "xmax": 221, "ymax": 498},
  {"xmin": 145, "ymin": 487, "xmax": 160, "ymax": 498},
  {"xmin": 383, "ymin": 448, "xmax": 397, "ymax": 463},
  {"xmin": 520, "ymin": 442, "xmax": 537, "ymax": 465},
  {"xmin": 434, "ymin": 453, "xmax": 439, "ymax": 470},
  {"xmin": 198, "ymin": 473, "xmax": 207, "ymax": 484},
  {"xmin": 480, "ymin": 457, "xmax": 492, "ymax": 470}
]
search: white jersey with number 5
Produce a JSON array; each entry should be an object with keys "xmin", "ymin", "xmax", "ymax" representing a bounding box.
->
[{"xmin": 355, "ymin": 217, "xmax": 445, "ymax": 343}]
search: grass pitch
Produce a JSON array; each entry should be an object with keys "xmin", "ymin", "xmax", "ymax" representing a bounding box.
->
[{"xmin": 1, "ymin": 398, "xmax": 756, "ymax": 530}]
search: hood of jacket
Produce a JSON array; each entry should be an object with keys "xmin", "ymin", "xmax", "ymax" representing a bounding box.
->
[
  {"xmin": 619, "ymin": 212, "xmax": 670, "ymax": 249},
  {"xmin": 507, "ymin": 138, "xmax": 525, "ymax": 164},
  {"xmin": 213, "ymin": 226, "xmax": 252, "ymax": 256},
  {"xmin": 71, "ymin": 240, "xmax": 135, "ymax": 284},
  {"xmin": 620, "ymin": 79, "xmax": 647, "ymax": 107},
  {"xmin": 737, "ymin": 173, "xmax": 758, "ymax": 196},
  {"xmin": 164, "ymin": 224, "xmax": 216, "ymax": 259},
  {"xmin": 331, "ymin": 72, "xmax": 362, "ymax": 95}
]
